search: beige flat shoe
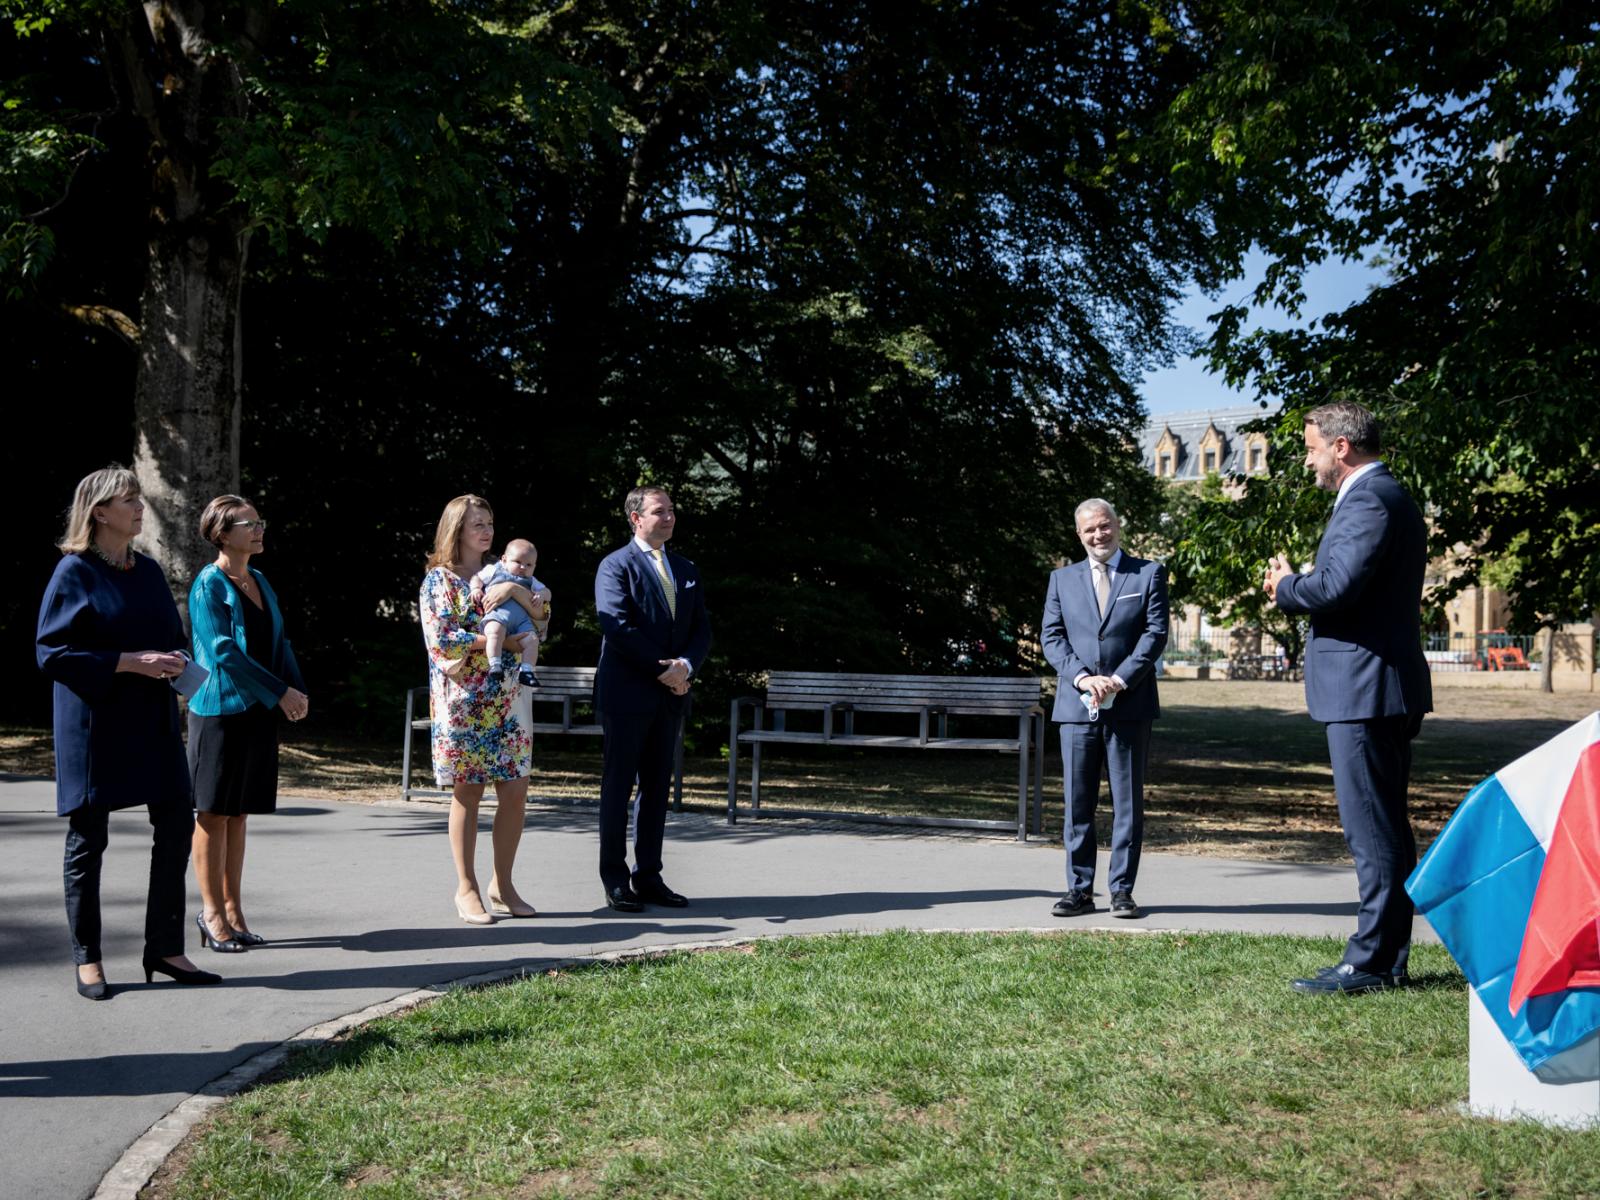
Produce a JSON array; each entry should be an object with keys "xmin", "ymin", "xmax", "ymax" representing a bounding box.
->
[{"xmin": 454, "ymin": 893, "xmax": 496, "ymax": 926}]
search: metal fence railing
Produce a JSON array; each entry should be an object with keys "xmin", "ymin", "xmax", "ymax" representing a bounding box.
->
[
  {"xmin": 1160, "ymin": 629, "xmax": 1541, "ymax": 675},
  {"xmin": 1423, "ymin": 632, "xmax": 1539, "ymax": 673}
]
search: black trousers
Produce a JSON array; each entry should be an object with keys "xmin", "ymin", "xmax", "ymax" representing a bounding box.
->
[
  {"xmin": 1327, "ymin": 713, "xmax": 1423, "ymax": 975},
  {"xmin": 64, "ymin": 801, "xmax": 194, "ymax": 964},
  {"xmin": 598, "ymin": 704, "xmax": 680, "ymax": 893}
]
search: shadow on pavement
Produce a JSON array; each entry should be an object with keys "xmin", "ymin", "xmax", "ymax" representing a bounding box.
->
[{"xmin": 0, "ymin": 1043, "xmax": 278, "ymax": 1099}]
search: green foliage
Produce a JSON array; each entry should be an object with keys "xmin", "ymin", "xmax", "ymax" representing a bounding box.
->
[
  {"xmin": 0, "ymin": 87, "xmax": 97, "ymax": 297},
  {"xmin": 5, "ymin": 1, "xmax": 1216, "ymax": 732},
  {"xmin": 212, "ymin": 2, "xmax": 584, "ymax": 256},
  {"xmin": 1160, "ymin": 1, "xmax": 1600, "ymax": 630}
]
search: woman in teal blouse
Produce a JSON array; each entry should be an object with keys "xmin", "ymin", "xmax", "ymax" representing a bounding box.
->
[{"xmin": 187, "ymin": 494, "xmax": 308, "ymax": 952}]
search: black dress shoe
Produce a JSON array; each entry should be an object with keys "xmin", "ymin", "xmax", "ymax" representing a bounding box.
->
[
  {"xmin": 634, "ymin": 882, "xmax": 689, "ymax": 908},
  {"xmin": 605, "ymin": 886, "xmax": 644, "ymax": 913},
  {"xmin": 143, "ymin": 955, "xmax": 222, "ymax": 986},
  {"xmin": 1051, "ymin": 890, "xmax": 1094, "ymax": 917},
  {"xmin": 1291, "ymin": 963, "xmax": 1395, "ymax": 995},
  {"xmin": 1109, "ymin": 891, "xmax": 1141, "ymax": 919}
]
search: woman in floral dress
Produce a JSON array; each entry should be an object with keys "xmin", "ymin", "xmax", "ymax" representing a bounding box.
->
[{"xmin": 419, "ymin": 495, "xmax": 538, "ymax": 923}]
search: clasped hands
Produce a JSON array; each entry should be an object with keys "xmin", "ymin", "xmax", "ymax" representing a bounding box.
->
[
  {"xmin": 119, "ymin": 650, "xmax": 186, "ymax": 679},
  {"xmin": 1078, "ymin": 674, "xmax": 1123, "ymax": 705},
  {"xmin": 1262, "ymin": 553, "xmax": 1294, "ymax": 601},
  {"xmin": 656, "ymin": 659, "xmax": 691, "ymax": 696}
]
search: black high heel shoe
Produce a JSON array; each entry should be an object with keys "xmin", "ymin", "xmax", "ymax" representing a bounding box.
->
[
  {"xmin": 196, "ymin": 913, "xmax": 247, "ymax": 954},
  {"xmin": 75, "ymin": 966, "xmax": 110, "ymax": 1001},
  {"xmin": 231, "ymin": 929, "xmax": 268, "ymax": 947},
  {"xmin": 143, "ymin": 955, "xmax": 221, "ymax": 986}
]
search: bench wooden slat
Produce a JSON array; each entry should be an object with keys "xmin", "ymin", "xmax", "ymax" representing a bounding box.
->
[
  {"xmin": 762, "ymin": 700, "xmax": 1037, "ymax": 713},
  {"xmin": 741, "ymin": 730, "xmax": 1022, "ymax": 751},
  {"xmin": 729, "ymin": 669, "xmax": 1046, "ymax": 842},
  {"xmin": 747, "ymin": 670, "xmax": 1041, "ymax": 722}
]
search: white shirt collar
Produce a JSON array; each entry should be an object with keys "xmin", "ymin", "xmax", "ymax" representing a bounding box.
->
[
  {"xmin": 1335, "ymin": 461, "xmax": 1383, "ymax": 510},
  {"xmin": 633, "ymin": 535, "xmax": 660, "ymax": 556},
  {"xmin": 1089, "ymin": 548, "xmax": 1124, "ymax": 573}
]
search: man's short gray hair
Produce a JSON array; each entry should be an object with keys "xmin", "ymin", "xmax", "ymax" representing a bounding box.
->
[
  {"xmin": 1305, "ymin": 400, "xmax": 1380, "ymax": 455},
  {"xmin": 1074, "ymin": 498, "xmax": 1118, "ymax": 526}
]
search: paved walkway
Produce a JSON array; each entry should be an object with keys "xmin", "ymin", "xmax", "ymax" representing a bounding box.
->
[{"xmin": 0, "ymin": 777, "xmax": 1435, "ymax": 1199}]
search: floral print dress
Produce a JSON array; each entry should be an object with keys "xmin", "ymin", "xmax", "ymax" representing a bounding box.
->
[{"xmin": 419, "ymin": 567, "xmax": 532, "ymax": 785}]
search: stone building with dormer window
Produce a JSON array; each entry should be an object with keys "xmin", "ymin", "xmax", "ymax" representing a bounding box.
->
[{"xmin": 1137, "ymin": 405, "xmax": 1276, "ymax": 482}]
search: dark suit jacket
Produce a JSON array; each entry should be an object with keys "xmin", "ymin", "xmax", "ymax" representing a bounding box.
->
[
  {"xmin": 36, "ymin": 553, "xmax": 192, "ymax": 815},
  {"xmin": 1275, "ymin": 465, "xmax": 1432, "ymax": 723},
  {"xmin": 594, "ymin": 541, "xmax": 712, "ymax": 715},
  {"xmin": 1041, "ymin": 552, "xmax": 1169, "ymax": 724}
]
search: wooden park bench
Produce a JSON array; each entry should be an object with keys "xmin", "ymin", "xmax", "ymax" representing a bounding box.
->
[
  {"xmin": 401, "ymin": 665, "xmax": 687, "ymax": 805},
  {"xmin": 727, "ymin": 671, "xmax": 1046, "ymax": 840}
]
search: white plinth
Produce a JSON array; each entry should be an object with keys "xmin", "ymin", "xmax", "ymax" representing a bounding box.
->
[{"xmin": 1468, "ymin": 987, "xmax": 1600, "ymax": 1127}]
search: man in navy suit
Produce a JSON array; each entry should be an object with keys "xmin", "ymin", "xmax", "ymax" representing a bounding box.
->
[
  {"xmin": 1041, "ymin": 499, "xmax": 1169, "ymax": 919},
  {"xmin": 593, "ymin": 485, "xmax": 712, "ymax": 912},
  {"xmin": 1266, "ymin": 400, "xmax": 1431, "ymax": 994}
]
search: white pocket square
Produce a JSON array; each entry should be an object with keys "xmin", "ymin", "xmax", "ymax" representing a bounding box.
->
[
  {"xmin": 1115, "ymin": 593, "xmax": 1139, "ymax": 602},
  {"xmin": 684, "ymin": 580, "xmax": 697, "ymax": 588}
]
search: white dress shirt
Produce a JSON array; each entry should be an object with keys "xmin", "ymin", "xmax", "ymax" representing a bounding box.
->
[{"xmin": 1334, "ymin": 461, "xmax": 1384, "ymax": 512}]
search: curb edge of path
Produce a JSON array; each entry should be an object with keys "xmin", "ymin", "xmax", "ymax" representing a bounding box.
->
[{"xmin": 93, "ymin": 924, "xmax": 1167, "ymax": 1198}]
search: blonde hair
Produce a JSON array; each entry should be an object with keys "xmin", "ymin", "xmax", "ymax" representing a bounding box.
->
[
  {"xmin": 58, "ymin": 465, "xmax": 141, "ymax": 555},
  {"xmin": 426, "ymin": 494, "xmax": 493, "ymax": 572},
  {"xmin": 198, "ymin": 494, "xmax": 254, "ymax": 548}
]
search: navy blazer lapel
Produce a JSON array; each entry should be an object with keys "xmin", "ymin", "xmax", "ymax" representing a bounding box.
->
[{"xmin": 1100, "ymin": 561, "xmax": 1135, "ymax": 630}]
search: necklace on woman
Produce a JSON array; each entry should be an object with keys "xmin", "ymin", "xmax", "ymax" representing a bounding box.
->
[{"xmin": 90, "ymin": 542, "xmax": 136, "ymax": 571}]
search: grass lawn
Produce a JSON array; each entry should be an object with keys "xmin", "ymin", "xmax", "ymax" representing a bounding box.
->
[
  {"xmin": 150, "ymin": 931, "xmax": 1598, "ymax": 1199},
  {"xmin": 4, "ymin": 680, "xmax": 1595, "ymax": 864}
]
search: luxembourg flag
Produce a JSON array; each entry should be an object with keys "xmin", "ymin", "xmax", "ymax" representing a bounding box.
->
[{"xmin": 1407, "ymin": 711, "xmax": 1600, "ymax": 1072}]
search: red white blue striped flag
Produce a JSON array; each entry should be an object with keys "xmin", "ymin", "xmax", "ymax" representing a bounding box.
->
[{"xmin": 1407, "ymin": 711, "xmax": 1600, "ymax": 1070}]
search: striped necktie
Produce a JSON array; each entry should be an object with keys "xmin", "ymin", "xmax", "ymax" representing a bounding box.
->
[{"xmin": 650, "ymin": 548, "xmax": 677, "ymax": 618}]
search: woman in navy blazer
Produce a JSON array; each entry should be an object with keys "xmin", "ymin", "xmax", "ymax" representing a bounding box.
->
[
  {"xmin": 36, "ymin": 466, "xmax": 220, "ymax": 998},
  {"xmin": 187, "ymin": 495, "xmax": 308, "ymax": 953}
]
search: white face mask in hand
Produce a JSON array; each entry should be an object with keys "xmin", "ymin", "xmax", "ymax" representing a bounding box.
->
[{"xmin": 1079, "ymin": 689, "xmax": 1116, "ymax": 721}]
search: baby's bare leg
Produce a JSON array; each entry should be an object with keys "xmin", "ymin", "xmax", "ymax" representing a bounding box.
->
[{"xmin": 484, "ymin": 619, "xmax": 506, "ymax": 665}]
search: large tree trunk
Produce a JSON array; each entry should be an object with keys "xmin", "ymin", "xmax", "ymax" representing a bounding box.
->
[
  {"xmin": 131, "ymin": 223, "xmax": 247, "ymax": 623},
  {"xmin": 112, "ymin": 3, "xmax": 266, "ymax": 621}
]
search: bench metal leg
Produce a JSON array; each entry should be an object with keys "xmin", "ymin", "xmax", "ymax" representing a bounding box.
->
[
  {"xmin": 727, "ymin": 699, "xmax": 740, "ymax": 825},
  {"xmin": 401, "ymin": 688, "xmax": 416, "ymax": 802},
  {"xmin": 672, "ymin": 704, "xmax": 686, "ymax": 813},
  {"xmin": 1016, "ymin": 713, "xmax": 1030, "ymax": 842},
  {"xmin": 1032, "ymin": 713, "xmax": 1046, "ymax": 837},
  {"xmin": 751, "ymin": 742, "xmax": 763, "ymax": 815}
]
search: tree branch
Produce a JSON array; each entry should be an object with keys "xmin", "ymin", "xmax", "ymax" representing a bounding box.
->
[{"xmin": 59, "ymin": 303, "xmax": 141, "ymax": 348}]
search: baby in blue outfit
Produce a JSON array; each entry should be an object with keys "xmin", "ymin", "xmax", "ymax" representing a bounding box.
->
[{"xmin": 468, "ymin": 538, "xmax": 552, "ymax": 687}]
